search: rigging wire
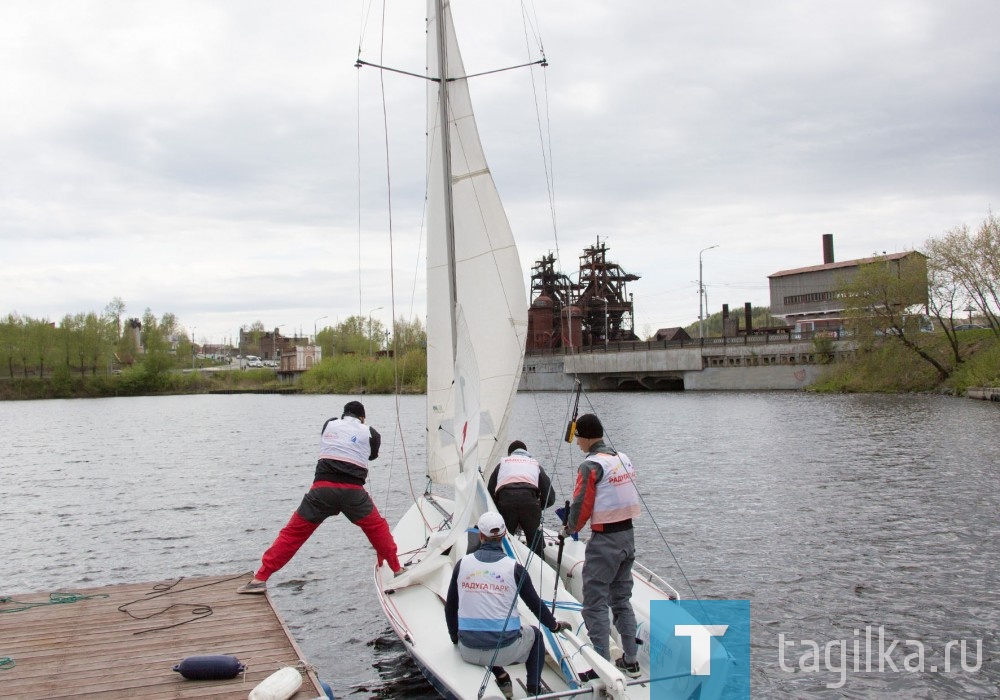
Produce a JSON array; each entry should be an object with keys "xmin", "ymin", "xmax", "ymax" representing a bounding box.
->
[
  {"xmin": 574, "ymin": 388, "xmax": 716, "ymax": 623},
  {"xmin": 355, "ymin": 1, "xmax": 433, "ymax": 530}
]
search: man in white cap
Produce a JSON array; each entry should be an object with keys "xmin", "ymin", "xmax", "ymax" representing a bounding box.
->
[{"xmin": 445, "ymin": 511, "xmax": 570, "ymax": 698}]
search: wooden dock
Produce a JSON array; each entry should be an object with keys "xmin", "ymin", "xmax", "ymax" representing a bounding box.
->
[{"xmin": 1, "ymin": 573, "xmax": 326, "ymax": 699}]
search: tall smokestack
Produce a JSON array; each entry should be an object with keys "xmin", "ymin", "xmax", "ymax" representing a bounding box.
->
[
  {"xmin": 823, "ymin": 234, "xmax": 835, "ymax": 265},
  {"xmin": 745, "ymin": 303, "xmax": 753, "ymax": 334}
]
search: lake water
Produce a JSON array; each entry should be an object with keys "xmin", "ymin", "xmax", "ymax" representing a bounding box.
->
[{"xmin": 2, "ymin": 392, "xmax": 998, "ymax": 698}]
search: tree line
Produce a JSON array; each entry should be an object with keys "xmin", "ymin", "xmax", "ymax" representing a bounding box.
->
[{"xmin": 0, "ymin": 295, "xmax": 427, "ymax": 384}]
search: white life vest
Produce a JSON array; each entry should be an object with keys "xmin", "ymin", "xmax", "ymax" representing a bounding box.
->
[
  {"xmin": 318, "ymin": 416, "xmax": 371, "ymax": 468},
  {"xmin": 496, "ymin": 450, "xmax": 540, "ymax": 490},
  {"xmin": 589, "ymin": 452, "xmax": 641, "ymax": 525},
  {"xmin": 456, "ymin": 554, "xmax": 521, "ymax": 634}
]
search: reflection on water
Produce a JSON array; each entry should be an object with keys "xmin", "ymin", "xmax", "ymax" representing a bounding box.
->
[{"xmin": 1, "ymin": 392, "xmax": 997, "ymax": 698}]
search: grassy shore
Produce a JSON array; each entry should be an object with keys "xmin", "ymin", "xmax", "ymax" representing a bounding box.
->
[
  {"xmin": 810, "ymin": 329, "xmax": 999, "ymax": 393},
  {"xmin": 0, "ymin": 353, "xmax": 426, "ymax": 401},
  {"xmin": 2, "ymin": 335, "xmax": 996, "ymax": 400}
]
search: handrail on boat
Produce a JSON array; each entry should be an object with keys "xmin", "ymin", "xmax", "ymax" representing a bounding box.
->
[{"xmin": 632, "ymin": 560, "xmax": 680, "ymax": 600}]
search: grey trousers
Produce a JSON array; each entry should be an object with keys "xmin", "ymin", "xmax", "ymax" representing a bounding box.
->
[
  {"xmin": 458, "ymin": 627, "xmax": 536, "ymax": 667},
  {"xmin": 582, "ymin": 529, "xmax": 638, "ymax": 660}
]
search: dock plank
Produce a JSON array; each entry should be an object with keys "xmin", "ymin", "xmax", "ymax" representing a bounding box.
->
[{"xmin": 1, "ymin": 573, "xmax": 326, "ymax": 700}]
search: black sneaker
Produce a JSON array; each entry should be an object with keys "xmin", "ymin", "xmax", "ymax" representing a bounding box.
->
[
  {"xmin": 525, "ymin": 685, "xmax": 541, "ymax": 697},
  {"xmin": 578, "ymin": 669, "xmax": 599, "ymax": 682},
  {"xmin": 494, "ymin": 671, "xmax": 513, "ymax": 699},
  {"xmin": 614, "ymin": 656, "xmax": 641, "ymax": 678}
]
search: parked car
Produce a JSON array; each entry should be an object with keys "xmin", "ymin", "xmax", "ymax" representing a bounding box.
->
[{"xmin": 953, "ymin": 324, "xmax": 987, "ymax": 331}]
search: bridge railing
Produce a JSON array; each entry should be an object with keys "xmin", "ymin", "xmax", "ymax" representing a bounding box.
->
[{"xmin": 525, "ymin": 329, "xmax": 851, "ymax": 357}]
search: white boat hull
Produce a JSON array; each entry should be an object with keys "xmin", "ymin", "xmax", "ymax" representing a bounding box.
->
[{"xmin": 376, "ymin": 489, "xmax": 731, "ymax": 699}]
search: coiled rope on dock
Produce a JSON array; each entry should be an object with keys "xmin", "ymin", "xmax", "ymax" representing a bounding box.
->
[{"xmin": 0, "ymin": 592, "xmax": 109, "ymax": 614}]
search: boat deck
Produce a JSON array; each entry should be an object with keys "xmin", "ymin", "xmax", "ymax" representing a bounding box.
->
[{"xmin": 0, "ymin": 573, "xmax": 325, "ymax": 699}]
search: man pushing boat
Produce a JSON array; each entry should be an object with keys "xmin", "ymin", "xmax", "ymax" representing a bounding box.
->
[{"xmin": 238, "ymin": 400, "xmax": 403, "ymax": 594}]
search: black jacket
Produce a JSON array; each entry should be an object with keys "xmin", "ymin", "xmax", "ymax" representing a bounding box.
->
[{"xmin": 487, "ymin": 460, "xmax": 555, "ymax": 509}]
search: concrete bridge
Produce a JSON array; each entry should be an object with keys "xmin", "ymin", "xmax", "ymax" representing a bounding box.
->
[{"xmin": 520, "ymin": 334, "xmax": 853, "ymax": 391}]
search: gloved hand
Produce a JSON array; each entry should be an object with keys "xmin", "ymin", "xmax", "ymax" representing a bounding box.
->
[
  {"xmin": 552, "ymin": 621, "xmax": 572, "ymax": 633},
  {"xmin": 558, "ymin": 526, "xmax": 572, "ymax": 540}
]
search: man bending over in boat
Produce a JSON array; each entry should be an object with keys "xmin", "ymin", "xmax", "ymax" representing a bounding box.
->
[
  {"xmin": 445, "ymin": 511, "xmax": 571, "ymax": 699},
  {"xmin": 487, "ymin": 440, "xmax": 556, "ymax": 558},
  {"xmin": 237, "ymin": 400, "xmax": 403, "ymax": 594},
  {"xmin": 560, "ymin": 413, "xmax": 643, "ymax": 679}
]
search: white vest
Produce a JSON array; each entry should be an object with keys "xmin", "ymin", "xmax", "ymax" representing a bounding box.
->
[
  {"xmin": 496, "ymin": 451, "xmax": 540, "ymax": 490},
  {"xmin": 318, "ymin": 416, "xmax": 370, "ymax": 468},
  {"xmin": 456, "ymin": 554, "xmax": 521, "ymax": 634},
  {"xmin": 589, "ymin": 452, "xmax": 641, "ymax": 525}
]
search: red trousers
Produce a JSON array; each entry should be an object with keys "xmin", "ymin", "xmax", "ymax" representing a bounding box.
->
[{"xmin": 255, "ymin": 481, "xmax": 401, "ymax": 580}]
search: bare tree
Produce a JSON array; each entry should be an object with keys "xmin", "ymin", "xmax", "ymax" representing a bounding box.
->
[{"xmin": 924, "ymin": 213, "xmax": 1000, "ymax": 337}]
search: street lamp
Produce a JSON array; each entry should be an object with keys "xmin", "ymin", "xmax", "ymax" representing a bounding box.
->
[
  {"xmin": 698, "ymin": 245, "xmax": 719, "ymax": 339},
  {"xmin": 314, "ymin": 315, "xmax": 328, "ymax": 344},
  {"xmin": 367, "ymin": 307, "xmax": 383, "ymax": 357}
]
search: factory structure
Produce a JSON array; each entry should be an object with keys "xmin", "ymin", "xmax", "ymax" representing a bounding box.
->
[
  {"xmin": 526, "ymin": 233, "xmax": 929, "ymax": 353},
  {"xmin": 526, "ymin": 237, "xmax": 641, "ymax": 351}
]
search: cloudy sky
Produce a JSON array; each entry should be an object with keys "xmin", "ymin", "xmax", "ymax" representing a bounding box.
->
[{"xmin": 2, "ymin": 1, "xmax": 998, "ymax": 344}]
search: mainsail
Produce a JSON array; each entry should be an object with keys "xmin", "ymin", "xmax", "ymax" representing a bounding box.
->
[{"xmin": 425, "ymin": 0, "xmax": 528, "ymax": 486}]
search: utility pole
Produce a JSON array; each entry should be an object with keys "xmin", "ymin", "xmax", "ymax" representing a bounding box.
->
[{"xmin": 699, "ymin": 245, "xmax": 719, "ymax": 339}]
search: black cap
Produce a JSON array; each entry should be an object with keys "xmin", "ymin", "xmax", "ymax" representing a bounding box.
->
[
  {"xmin": 343, "ymin": 401, "xmax": 366, "ymax": 419},
  {"xmin": 507, "ymin": 440, "xmax": 527, "ymax": 455},
  {"xmin": 574, "ymin": 413, "xmax": 603, "ymax": 439}
]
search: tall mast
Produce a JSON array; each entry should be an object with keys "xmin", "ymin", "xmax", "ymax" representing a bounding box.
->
[
  {"xmin": 435, "ymin": 0, "xmax": 459, "ymax": 361},
  {"xmin": 434, "ymin": 0, "xmax": 463, "ymax": 473}
]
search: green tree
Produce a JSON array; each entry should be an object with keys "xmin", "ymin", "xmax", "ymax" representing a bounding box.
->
[
  {"xmin": 392, "ymin": 315, "xmax": 427, "ymax": 353},
  {"xmin": 104, "ymin": 296, "xmax": 126, "ymax": 342},
  {"xmin": 58, "ymin": 314, "xmax": 84, "ymax": 375},
  {"xmin": 0, "ymin": 313, "xmax": 24, "ymax": 378},
  {"xmin": 841, "ymin": 253, "xmax": 950, "ymax": 381},
  {"xmin": 334, "ymin": 315, "xmax": 374, "ymax": 356},
  {"xmin": 81, "ymin": 312, "xmax": 109, "ymax": 375},
  {"xmin": 25, "ymin": 318, "xmax": 57, "ymax": 378}
]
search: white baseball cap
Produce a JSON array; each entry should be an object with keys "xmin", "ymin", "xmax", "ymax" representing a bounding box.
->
[{"xmin": 477, "ymin": 511, "xmax": 507, "ymax": 537}]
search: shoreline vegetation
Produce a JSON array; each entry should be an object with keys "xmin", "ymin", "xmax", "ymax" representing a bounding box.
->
[
  {"xmin": 809, "ymin": 329, "xmax": 999, "ymax": 395},
  {"xmin": 1, "ymin": 333, "xmax": 997, "ymax": 401},
  {"xmin": 4, "ymin": 213, "xmax": 998, "ymax": 401},
  {"xmin": 0, "ymin": 354, "xmax": 426, "ymax": 401}
]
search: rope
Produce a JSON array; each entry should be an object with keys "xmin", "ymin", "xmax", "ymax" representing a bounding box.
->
[
  {"xmin": 0, "ymin": 591, "xmax": 109, "ymax": 613},
  {"xmin": 117, "ymin": 572, "xmax": 249, "ymax": 635},
  {"xmin": 477, "ymin": 537, "xmax": 542, "ymax": 699},
  {"xmin": 576, "ymin": 390, "xmax": 716, "ymax": 623}
]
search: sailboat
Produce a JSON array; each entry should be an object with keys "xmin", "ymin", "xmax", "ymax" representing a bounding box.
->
[{"xmin": 370, "ymin": 2, "xmax": 732, "ymax": 698}]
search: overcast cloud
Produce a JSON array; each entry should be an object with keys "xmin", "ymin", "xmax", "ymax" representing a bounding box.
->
[{"xmin": 2, "ymin": 0, "xmax": 997, "ymax": 344}]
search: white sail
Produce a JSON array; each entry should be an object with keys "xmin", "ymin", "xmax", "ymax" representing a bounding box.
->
[
  {"xmin": 374, "ymin": 4, "xmax": 731, "ymax": 698},
  {"xmin": 425, "ymin": 0, "xmax": 528, "ymax": 487}
]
